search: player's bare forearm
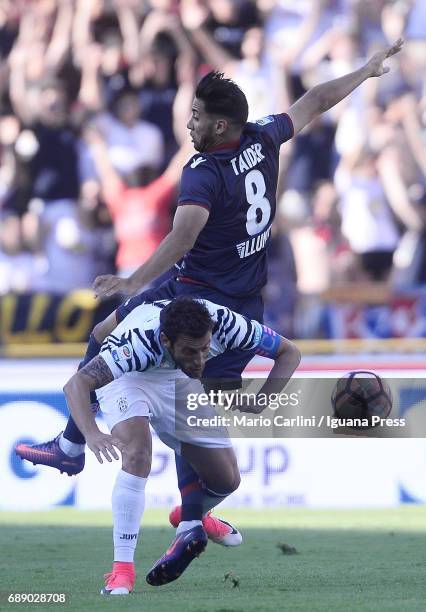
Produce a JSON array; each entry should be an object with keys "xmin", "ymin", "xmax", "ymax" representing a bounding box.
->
[
  {"xmin": 63, "ymin": 356, "xmax": 120, "ymax": 463},
  {"xmin": 256, "ymin": 339, "xmax": 301, "ymax": 407},
  {"xmin": 287, "ymin": 69, "xmax": 369, "ymax": 133},
  {"xmin": 288, "ymin": 39, "xmax": 403, "ymax": 134},
  {"xmin": 234, "ymin": 337, "xmax": 301, "ymax": 414},
  {"xmin": 311, "ymin": 66, "xmax": 370, "ymax": 115},
  {"xmin": 63, "ymin": 356, "xmax": 113, "ymax": 437},
  {"xmin": 129, "ymin": 204, "xmax": 209, "ymax": 291},
  {"xmin": 93, "ymin": 204, "xmax": 209, "ymax": 298},
  {"xmin": 127, "ymin": 230, "xmax": 194, "ymax": 294},
  {"xmin": 92, "ymin": 231, "xmax": 189, "ymax": 298}
]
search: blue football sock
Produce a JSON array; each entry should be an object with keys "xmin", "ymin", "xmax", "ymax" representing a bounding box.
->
[
  {"xmin": 201, "ymin": 485, "xmax": 230, "ymax": 515},
  {"xmin": 175, "ymin": 454, "xmax": 204, "ymax": 521},
  {"xmin": 63, "ymin": 333, "xmax": 101, "ymax": 445}
]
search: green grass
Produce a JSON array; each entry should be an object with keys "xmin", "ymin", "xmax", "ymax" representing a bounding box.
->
[{"xmin": 1, "ymin": 508, "xmax": 426, "ymax": 611}]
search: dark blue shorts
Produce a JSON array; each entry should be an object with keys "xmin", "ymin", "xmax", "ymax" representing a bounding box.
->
[{"xmin": 117, "ymin": 277, "xmax": 264, "ymax": 388}]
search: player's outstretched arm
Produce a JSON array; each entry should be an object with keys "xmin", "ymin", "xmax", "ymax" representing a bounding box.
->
[
  {"xmin": 93, "ymin": 203, "xmax": 209, "ymax": 298},
  {"xmin": 287, "ymin": 38, "xmax": 404, "ymax": 135},
  {"xmin": 63, "ymin": 356, "xmax": 121, "ymax": 463},
  {"xmin": 234, "ymin": 328, "xmax": 301, "ymax": 414}
]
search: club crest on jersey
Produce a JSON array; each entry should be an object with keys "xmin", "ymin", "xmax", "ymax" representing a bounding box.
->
[{"xmin": 236, "ymin": 227, "xmax": 271, "ymax": 258}]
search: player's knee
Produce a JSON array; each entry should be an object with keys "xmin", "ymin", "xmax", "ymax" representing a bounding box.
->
[
  {"xmin": 228, "ymin": 470, "xmax": 241, "ymax": 493},
  {"xmin": 208, "ymin": 466, "xmax": 240, "ymax": 494},
  {"xmin": 221, "ymin": 455, "xmax": 241, "ymax": 493},
  {"xmin": 121, "ymin": 445, "xmax": 151, "ymax": 477}
]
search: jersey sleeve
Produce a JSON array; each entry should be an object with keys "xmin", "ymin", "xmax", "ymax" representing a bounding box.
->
[
  {"xmin": 99, "ymin": 327, "xmax": 159, "ymax": 379},
  {"xmin": 254, "ymin": 113, "xmax": 294, "ymax": 147},
  {"xmin": 212, "ymin": 306, "xmax": 263, "ymax": 353},
  {"xmin": 177, "ymin": 159, "xmax": 218, "ymax": 211}
]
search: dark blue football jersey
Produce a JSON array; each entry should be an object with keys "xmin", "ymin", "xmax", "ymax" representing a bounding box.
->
[{"xmin": 177, "ymin": 113, "xmax": 294, "ymax": 297}]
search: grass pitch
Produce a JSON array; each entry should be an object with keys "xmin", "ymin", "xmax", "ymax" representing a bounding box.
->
[{"xmin": 1, "ymin": 507, "xmax": 426, "ymax": 611}]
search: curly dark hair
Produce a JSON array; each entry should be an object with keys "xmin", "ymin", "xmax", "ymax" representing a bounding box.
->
[
  {"xmin": 159, "ymin": 297, "xmax": 214, "ymax": 344},
  {"xmin": 195, "ymin": 71, "xmax": 249, "ymax": 127}
]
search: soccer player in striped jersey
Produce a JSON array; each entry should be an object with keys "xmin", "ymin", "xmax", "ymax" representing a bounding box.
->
[
  {"xmin": 16, "ymin": 40, "xmax": 403, "ymax": 585},
  {"xmin": 63, "ymin": 296, "xmax": 300, "ymax": 592}
]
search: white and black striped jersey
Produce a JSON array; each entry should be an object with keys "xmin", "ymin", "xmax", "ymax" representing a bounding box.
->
[{"xmin": 100, "ymin": 299, "xmax": 263, "ymax": 380}]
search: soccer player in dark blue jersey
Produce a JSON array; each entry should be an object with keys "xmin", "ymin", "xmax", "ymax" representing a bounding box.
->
[{"xmin": 16, "ymin": 38, "xmax": 403, "ymax": 584}]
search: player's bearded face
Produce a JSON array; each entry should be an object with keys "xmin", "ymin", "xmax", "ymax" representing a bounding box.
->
[
  {"xmin": 187, "ymin": 99, "xmax": 217, "ymax": 152},
  {"xmin": 167, "ymin": 331, "xmax": 212, "ymax": 379}
]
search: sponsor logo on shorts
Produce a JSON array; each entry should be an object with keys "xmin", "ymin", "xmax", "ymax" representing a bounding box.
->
[
  {"xmin": 123, "ymin": 346, "xmax": 131, "ymax": 359},
  {"xmin": 112, "ymin": 349, "xmax": 119, "ymax": 362}
]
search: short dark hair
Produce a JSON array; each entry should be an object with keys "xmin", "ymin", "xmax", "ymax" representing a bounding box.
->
[
  {"xmin": 160, "ymin": 297, "xmax": 214, "ymax": 344},
  {"xmin": 195, "ymin": 71, "xmax": 248, "ymax": 127}
]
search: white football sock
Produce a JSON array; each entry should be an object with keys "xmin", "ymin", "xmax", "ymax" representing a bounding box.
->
[
  {"xmin": 112, "ymin": 469, "xmax": 147, "ymax": 562},
  {"xmin": 59, "ymin": 434, "xmax": 85, "ymax": 457},
  {"xmin": 176, "ymin": 519, "xmax": 203, "ymax": 535}
]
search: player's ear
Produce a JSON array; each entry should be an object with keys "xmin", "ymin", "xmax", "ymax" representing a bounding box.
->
[
  {"xmin": 160, "ymin": 331, "xmax": 172, "ymax": 349},
  {"xmin": 215, "ymin": 118, "xmax": 228, "ymax": 135}
]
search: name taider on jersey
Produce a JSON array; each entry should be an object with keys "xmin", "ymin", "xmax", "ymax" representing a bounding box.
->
[{"xmin": 177, "ymin": 113, "xmax": 294, "ymax": 298}]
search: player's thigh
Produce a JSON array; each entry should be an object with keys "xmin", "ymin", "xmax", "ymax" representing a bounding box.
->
[
  {"xmin": 181, "ymin": 444, "xmax": 240, "ymax": 492},
  {"xmin": 97, "ymin": 377, "xmax": 154, "ymax": 474},
  {"xmin": 112, "ymin": 416, "xmax": 152, "ymax": 477}
]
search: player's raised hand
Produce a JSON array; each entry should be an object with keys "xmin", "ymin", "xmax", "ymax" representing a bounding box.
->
[
  {"xmin": 85, "ymin": 430, "xmax": 122, "ymax": 464},
  {"xmin": 365, "ymin": 38, "xmax": 404, "ymax": 78},
  {"xmin": 92, "ymin": 274, "xmax": 133, "ymax": 299}
]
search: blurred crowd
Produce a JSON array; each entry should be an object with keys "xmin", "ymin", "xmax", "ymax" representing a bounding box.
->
[{"xmin": 0, "ymin": 0, "xmax": 425, "ymax": 335}]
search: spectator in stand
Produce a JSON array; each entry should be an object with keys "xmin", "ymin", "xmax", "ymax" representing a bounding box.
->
[
  {"xmin": 89, "ymin": 88, "xmax": 165, "ymax": 179},
  {"xmin": 129, "ymin": 9, "xmax": 196, "ymax": 164},
  {"xmin": 180, "ymin": 0, "xmax": 286, "ymax": 119},
  {"xmin": 204, "ymin": 0, "xmax": 260, "ymax": 59},
  {"xmin": 0, "ymin": 0, "xmax": 424, "ymax": 339},
  {"xmin": 257, "ymin": 0, "xmax": 350, "ymax": 100},
  {"xmin": 0, "ymin": 2, "xmax": 19, "ymax": 106},
  {"xmin": 264, "ymin": 225, "xmax": 298, "ymax": 338},
  {"xmin": 74, "ymin": 0, "xmax": 142, "ymax": 112},
  {"xmin": 374, "ymin": 90, "xmax": 426, "ymax": 285},
  {"xmin": 0, "ymin": 114, "xmax": 21, "ymax": 213},
  {"xmin": 283, "ymin": 116, "xmax": 336, "ymax": 206},
  {"xmin": 8, "ymin": 75, "xmax": 97, "ymax": 292},
  {"xmin": 82, "ymin": 70, "xmax": 194, "ymax": 281},
  {"xmin": 335, "ymin": 146, "xmax": 400, "ymax": 282}
]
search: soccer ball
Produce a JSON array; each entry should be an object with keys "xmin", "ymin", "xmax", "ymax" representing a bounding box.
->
[{"xmin": 331, "ymin": 371, "xmax": 392, "ymax": 429}]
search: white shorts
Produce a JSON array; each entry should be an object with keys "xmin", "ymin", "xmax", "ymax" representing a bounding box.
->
[{"xmin": 96, "ymin": 369, "xmax": 232, "ymax": 454}]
